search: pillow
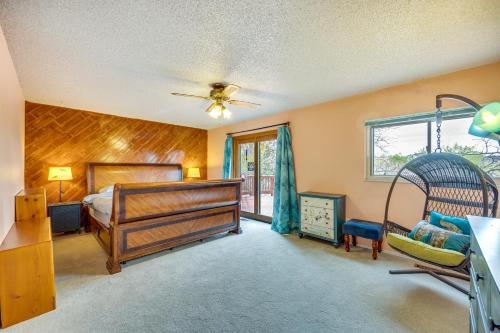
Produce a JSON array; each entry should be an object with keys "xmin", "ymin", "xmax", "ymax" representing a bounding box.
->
[
  {"xmin": 98, "ymin": 185, "xmax": 114, "ymax": 194},
  {"xmin": 387, "ymin": 233, "xmax": 465, "ymax": 267},
  {"xmin": 429, "ymin": 211, "xmax": 470, "ymax": 235},
  {"xmin": 408, "ymin": 221, "xmax": 470, "ymax": 254}
]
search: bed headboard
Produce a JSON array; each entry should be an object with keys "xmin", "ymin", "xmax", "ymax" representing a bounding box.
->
[{"xmin": 87, "ymin": 162, "xmax": 183, "ymax": 194}]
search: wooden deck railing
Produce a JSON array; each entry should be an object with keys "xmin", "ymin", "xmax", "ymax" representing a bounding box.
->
[{"xmin": 241, "ymin": 175, "xmax": 275, "ymax": 196}]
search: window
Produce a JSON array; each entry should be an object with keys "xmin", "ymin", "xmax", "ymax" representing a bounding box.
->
[{"xmin": 366, "ymin": 107, "xmax": 500, "ymax": 179}]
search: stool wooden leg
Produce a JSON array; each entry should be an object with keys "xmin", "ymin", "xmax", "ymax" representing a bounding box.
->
[
  {"xmin": 371, "ymin": 240, "xmax": 378, "ymax": 260},
  {"xmin": 352, "ymin": 235, "xmax": 357, "ymax": 246},
  {"xmin": 378, "ymin": 239, "xmax": 382, "ymax": 253},
  {"xmin": 344, "ymin": 234, "xmax": 350, "ymax": 252}
]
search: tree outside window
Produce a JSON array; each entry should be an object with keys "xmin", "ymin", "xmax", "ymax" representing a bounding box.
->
[{"xmin": 371, "ymin": 116, "xmax": 500, "ymax": 177}]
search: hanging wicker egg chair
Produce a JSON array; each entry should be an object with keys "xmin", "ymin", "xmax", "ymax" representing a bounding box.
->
[{"xmin": 383, "ymin": 152, "xmax": 498, "ymax": 294}]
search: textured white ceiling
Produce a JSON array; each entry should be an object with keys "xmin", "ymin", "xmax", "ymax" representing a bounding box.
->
[{"xmin": 1, "ymin": 1, "xmax": 500, "ymax": 129}]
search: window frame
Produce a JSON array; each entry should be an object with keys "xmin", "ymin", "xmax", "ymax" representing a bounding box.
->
[{"xmin": 365, "ymin": 106, "xmax": 483, "ymax": 182}]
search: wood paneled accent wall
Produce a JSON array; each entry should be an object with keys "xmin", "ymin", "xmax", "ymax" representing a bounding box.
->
[{"xmin": 25, "ymin": 102, "xmax": 207, "ymax": 203}]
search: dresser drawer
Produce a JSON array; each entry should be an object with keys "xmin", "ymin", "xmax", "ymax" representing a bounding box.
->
[
  {"xmin": 490, "ymin": 284, "xmax": 500, "ymax": 333},
  {"xmin": 471, "ymin": 265, "xmax": 490, "ymax": 333},
  {"xmin": 471, "ymin": 285, "xmax": 487, "ymax": 333},
  {"xmin": 476, "ymin": 309, "xmax": 488, "ymax": 333},
  {"xmin": 301, "ymin": 196, "xmax": 334, "ymax": 209},
  {"xmin": 468, "ymin": 216, "xmax": 500, "ymax": 333},
  {"xmin": 470, "ymin": 281, "xmax": 478, "ymax": 333},
  {"xmin": 300, "ymin": 223, "xmax": 334, "ymax": 240},
  {"xmin": 471, "ymin": 235, "xmax": 491, "ymax": 314},
  {"xmin": 301, "ymin": 206, "xmax": 334, "ymax": 229}
]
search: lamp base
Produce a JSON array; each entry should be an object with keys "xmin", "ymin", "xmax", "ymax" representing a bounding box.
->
[{"xmin": 59, "ymin": 180, "xmax": 63, "ymax": 202}]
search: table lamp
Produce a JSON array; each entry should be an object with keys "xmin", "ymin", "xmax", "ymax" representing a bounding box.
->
[
  {"xmin": 187, "ymin": 167, "xmax": 201, "ymax": 179},
  {"xmin": 48, "ymin": 167, "xmax": 73, "ymax": 202}
]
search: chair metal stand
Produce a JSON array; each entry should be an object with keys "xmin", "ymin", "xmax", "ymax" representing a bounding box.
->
[{"xmin": 389, "ymin": 263, "xmax": 470, "ymax": 295}]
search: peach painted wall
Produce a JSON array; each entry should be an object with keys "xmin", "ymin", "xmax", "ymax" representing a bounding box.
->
[
  {"xmin": 0, "ymin": 25, "xmax": 25, "ymax": 242},
  {"xmin": 208, "ymin": 61, "xmax": 500, "ymax": 249}
]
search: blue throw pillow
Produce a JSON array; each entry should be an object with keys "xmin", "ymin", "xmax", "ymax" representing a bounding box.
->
[
  {"xmin": 408, "ymin": 221, "xmax": 470, "ymax": 254},
  {"xmin": 429, "ymin": 211, "xmax": 470, "ymax": 235}
]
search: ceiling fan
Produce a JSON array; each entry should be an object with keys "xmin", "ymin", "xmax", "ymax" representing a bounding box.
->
[{"xmin": 171, "ymin": 83, "xmax": 260, "ymax": 119}]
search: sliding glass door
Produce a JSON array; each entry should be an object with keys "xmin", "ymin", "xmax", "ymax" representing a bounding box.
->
[
  {"xmin": 234, "ymin": 131, "xmax": 277, "ymax": 222},
  {"xmin": 238, "ymin": 142, "xmax": 256, "ymax": 214}
]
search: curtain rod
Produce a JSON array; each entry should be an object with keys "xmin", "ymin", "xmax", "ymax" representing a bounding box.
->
[{"xmin": 226, "ymin": 122, "xmax": 289, "ymax": 136}]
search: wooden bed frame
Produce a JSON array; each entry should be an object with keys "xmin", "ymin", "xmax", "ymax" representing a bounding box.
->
[{"xmin": 86, "ymin": 162, "xmax": 242, "ymax": 274}]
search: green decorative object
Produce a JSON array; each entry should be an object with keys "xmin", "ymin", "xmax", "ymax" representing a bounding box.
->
[{"xmin": 469, "ymin": 102, "xmax": 500, "ymax": 139}]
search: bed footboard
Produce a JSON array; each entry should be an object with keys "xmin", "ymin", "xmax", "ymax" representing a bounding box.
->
[{"xmin": 106, "ymin": 179, "xmax": 242, "ymax": 274}]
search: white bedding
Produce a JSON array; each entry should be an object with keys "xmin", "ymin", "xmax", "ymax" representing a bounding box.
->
[
  {"xmin": 93, "ymin": 197, "xmax": 112, "ymax": 216},
  {"xmin": 83, "ymin": 192, "xmax": 112, "ymax": 205},
  {"xmin": 89, "ymin": 207, "xmax": 111, "ymax": 227},
  {"xmin": 84, "ymin": 192, "xmax": 113, "ymax": 227}
]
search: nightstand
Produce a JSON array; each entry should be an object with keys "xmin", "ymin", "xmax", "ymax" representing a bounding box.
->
[{"xmin": 48, "ymin": 201, "xmax": 82, "ymax": 233}]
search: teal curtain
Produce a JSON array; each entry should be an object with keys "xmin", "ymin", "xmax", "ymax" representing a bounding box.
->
[
  {"xmin": 271, "ymin": 126, "xmax": 299, "ymax": 234},
  {"xmin": 222, "ymin": 135, "xmax": 233, "ymax": 179}
]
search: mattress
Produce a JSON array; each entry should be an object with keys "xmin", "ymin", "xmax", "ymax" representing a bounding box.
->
[
  {"xmin": 84, "ymin": 192, "xmax": 112, "ymax": 227},
  {"xmin": 89, "ymin": 207, "xmax": 111, "ymax": 228}
]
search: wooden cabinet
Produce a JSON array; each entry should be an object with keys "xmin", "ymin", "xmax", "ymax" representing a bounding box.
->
[
  {"xmin": 0, "ymin": 188, "xmax": 55, "ymax": 328},
  {"xmin": 468, "ymin": 216, "xmax": 500, "ymax": 333},
  {"xmin": 15, "ymin": 188, "xmax": 47, "ymax": 221},
  {"xmin": 298, "ymin": 192, "xmax": 346, "ymax": 247}
]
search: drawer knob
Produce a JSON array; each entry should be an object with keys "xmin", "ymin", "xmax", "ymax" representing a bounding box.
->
[
  {"xmin": 488, "ymin": 317, "xmax": 500, "ymax": 331},
  {"xmin": 476, "ymin": 273, "xmax": 484, "ymax": 282}
]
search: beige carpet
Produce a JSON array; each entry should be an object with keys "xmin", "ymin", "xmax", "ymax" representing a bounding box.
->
[{"xmin": 5, "ymin": 219, "xmax": 468, "ymax": 333}]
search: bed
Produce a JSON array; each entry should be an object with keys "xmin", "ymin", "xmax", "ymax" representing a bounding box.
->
[{"xmin": 84, "ymin": 162, "xmax": 242, "ymax": 274}]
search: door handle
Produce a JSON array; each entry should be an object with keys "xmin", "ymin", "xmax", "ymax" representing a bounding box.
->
[{"xmin": 488, "ymin": 317, "xmax": 500, "ymax": 331}]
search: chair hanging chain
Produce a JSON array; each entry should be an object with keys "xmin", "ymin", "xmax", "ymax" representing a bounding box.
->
[{"xmin": 435, "ymin": 108, "xmax": 442, "ymax": 153}]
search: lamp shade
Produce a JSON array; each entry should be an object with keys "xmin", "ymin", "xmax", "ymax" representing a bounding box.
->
[
  {"xmin": 469, "ymin": 102, "xmax": 500, "ymax": 139},
  {"xmin": 48, "ymin": 167, "xmax": 73, "ymax": 181},
  {"xmin": 187, "ymin": 167, "xmax": 201, "ymax": 178},
  {"xmin": 472, "ymin": 102, "xmax": 500, "ymax": 132}
]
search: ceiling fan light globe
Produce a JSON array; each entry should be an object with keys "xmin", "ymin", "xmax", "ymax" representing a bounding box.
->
[
  {"xmin": 223, "ymin": 109, "xmax": 231, "ymax": 119},
  {"xmin": 208, "ymin": 103, "xmax": 223, "ymax": 118},
  {"xmin": 209, "ymin": 109, "xmax": 222, "ymax": 119}
]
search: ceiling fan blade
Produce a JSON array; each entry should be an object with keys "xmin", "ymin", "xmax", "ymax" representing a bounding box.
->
[
  {"xmin": 222, "ymin": 84, "xmax": 240, "ymax": 98},
  {"xmin": 227, "ymin": 99, "xmax": 260, "ymax": 109},
  {"xmin": 205, "ymin": 102, "xmax": 217, "ymax": 113},
  {"xmin": 171, "ymin": 93, "xmax": 210, "ymax": 100}
]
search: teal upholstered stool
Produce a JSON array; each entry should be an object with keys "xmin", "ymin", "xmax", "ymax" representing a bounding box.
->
[{"xmin": 343, "ymin": 219, "xmax": 384, "ymax": 260}]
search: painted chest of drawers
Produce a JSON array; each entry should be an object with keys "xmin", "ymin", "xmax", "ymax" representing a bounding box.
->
[
  {"xmin": 468, "ymin": 216, "xmax": 500, "ymax": 333},
  {"xmin": 298, "ymin": 192, "xmax": 346, "ymax": 247}
]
